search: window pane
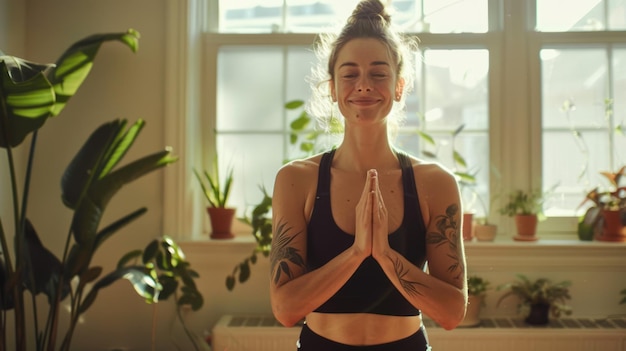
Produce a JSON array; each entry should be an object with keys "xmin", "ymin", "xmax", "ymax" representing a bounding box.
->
[
  {"xmin": 216, "ymin": 46, "xmax": 316, "ymax": 212},
  {"xmin": 614, "ymin": 48, "xmax": 626, "ymax": 164},
  {"xmin": 540, "ymin": 47, "xmax": 626, "ymax": 216},
  {"xmin": 217, "ymin": 46, "xmax": 311, "ymax": 132},
  {"xmin": 421, "ymin": 0, "xmax": 488, "ymax": 33},
  {"xmin": 398, "ymin": 49, "xmax": 490, "ymax": 216},
  {"xmin": 536, "ymin": 0, "xmax": 626, "ymax": 31},
  {"xmin": 216, "ymin": 134, "xmax": 284, "ymax": 215},
  {"xmin": 219, "ymin": 0, "xmax": 488, "ymax": 34}
]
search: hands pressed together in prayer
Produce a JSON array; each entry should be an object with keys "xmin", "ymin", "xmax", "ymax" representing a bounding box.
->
[{"xmin": 354, "ymin": 169, "xmax": 391, "ymax": 261}]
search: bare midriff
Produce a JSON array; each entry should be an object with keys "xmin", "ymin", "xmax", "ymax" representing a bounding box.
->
[{"xmin": 305, "ymin": 312, "xmax": 422, "ymax": 345}]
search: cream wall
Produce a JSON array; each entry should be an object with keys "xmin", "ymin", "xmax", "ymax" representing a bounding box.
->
[
  {"xmin": 1, "ymin": 1, "xmax": 272, "ymax": 350},
  {"xmin": 2, "ymin": 1, "xmax": 625, "ymax": 351}
]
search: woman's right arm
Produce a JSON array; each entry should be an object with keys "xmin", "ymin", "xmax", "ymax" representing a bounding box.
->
[{"xmin": 269, "ymin": 161, "xmax": 368, "ymax": 327}]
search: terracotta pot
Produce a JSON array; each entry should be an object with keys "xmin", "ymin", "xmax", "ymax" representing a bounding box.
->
[
  {"xmin": 525, "ymin": 302, "xmax": 550, "ymax": 325},
  {"xmin": 462, "ymin": 212, "xmax": 474, "ymax": 241},
  {"xmin": 596, "ymin": 209, "xmax": 626, "ymax": 242},
  {"xmin": 207, "ymin": 207, "xmax": 236, "ymax": 239},
  {"xmin": 474, "ymin": 224, "xmax": 497, "ymax": 242},
  {"xmin": 514, "ymin": 214, "xmax": 538, "ymax": 241},
  {"xmin": 460, "ymin": 295, "xmax": 483, "ymax": 327}
]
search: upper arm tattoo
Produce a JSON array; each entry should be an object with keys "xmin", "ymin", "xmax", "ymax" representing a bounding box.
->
[
  {"xmin": 425, "ymin": 204, "xmax": 464, "ymax": 282},
  {"xmin": 270, "ymin": 218, "xmax": 306, "ymax": 285}
]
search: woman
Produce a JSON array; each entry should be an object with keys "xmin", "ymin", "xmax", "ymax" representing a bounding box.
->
[{"xmin": 269, "ymin": 0, "xmax": 468, "ymax": 350}]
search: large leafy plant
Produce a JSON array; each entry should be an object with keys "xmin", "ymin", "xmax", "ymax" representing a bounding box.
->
[{"xmin": 0, "ymin": 30, "xmax": 179, "ymax": 351}]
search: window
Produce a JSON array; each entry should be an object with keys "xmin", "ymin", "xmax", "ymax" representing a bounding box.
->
[
  {"xmin": 532, "ymin": 0, "xmax": 626, "ymax": 218},
  {"xmin": 208, "ymin": 0, "xmax": 495, "ymax": 224},
  {"xmin": 165, "ymin": 0, "xmax": 626, "ymax": 239}
]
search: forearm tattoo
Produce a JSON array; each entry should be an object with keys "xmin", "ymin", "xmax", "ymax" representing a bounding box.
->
[
  {"xmin": 270, "ymin": 218, "xmax": 306, "ymax": 285},
  {"xmin": 425, "ymin": 204, "xmax": 464, "ymax": 281},
  {"xmin": 389, "ymin": 256, "xmax": 428, "ymax": 297}
]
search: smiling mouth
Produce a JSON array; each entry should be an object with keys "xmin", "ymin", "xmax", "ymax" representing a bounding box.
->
[{"xmin": 350, "ymin": 98, "xmax": 380, "ymax": 105}]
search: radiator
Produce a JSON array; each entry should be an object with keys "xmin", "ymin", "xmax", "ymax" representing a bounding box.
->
[{"xmin": 212, "ymin": 315, "xmax": 626, "ymax": 351}]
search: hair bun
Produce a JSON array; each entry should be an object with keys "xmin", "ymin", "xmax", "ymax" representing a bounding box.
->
[{"xmin": 349, "ymin": 0, "xmax": 391, "ymax": 25}]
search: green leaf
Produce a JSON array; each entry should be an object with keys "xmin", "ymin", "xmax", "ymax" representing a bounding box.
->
[
  {"xmin": 64, "ymin": 243, "xmax": 93, "ymax": 279},
  {"xmin": 80, "ymin": 265, "xmax": 160, "ymax": 314},
  {"xmin": 0, "ymin": 59, "xmax": 55, "ymax": 147},
  {"xmin": 284, "ymin": 99, "xmax": 304, "ymax": 109},
  {"xmin": 156, "ymin": 275, "xmax": 178, "ymax": 301},
  {"xmin": 142, "ymin": 240, "xmax": 159, "ymax": 264},
  {"xmin": 238, "ymin": 261, "xmax": 251, "ymax": 283},
  {"xmin": 117, "ymin": 250, "xmax": 142, "ymax": 269},
  {"xmin": 416, "ymin": 130, "xmax": 435, "ymax": 146},
  {"xmin": 93, "ymin": 207, "xmax": 147, "ymax": 250},
  {"xmin": 22, "ymin": 219, "xmax": 70, "ymax": 304},
  {"xmin": 0, "ymin": 29, "xmax": 140, "ymax": 148},
  {"xmin": 49, "ymin": 29, "xmax": 140, "ymax": 116},
  {"xmin": 226, "ymin": 276, "xmax": 235, "ymax": 291},
  {"xmin": 61, "ymin": 119, "xmax": 123, "ymax": 210},
  {"xmin": 71, "ymin": 145, "xmax": 177, "ymax": 245},
  {"xmin": 453, "ymin": 124, "xmax": 465, "ymax": 136},
  {"xmin": 99, "ymin": 119, "xmax": 144, "ymax": 178},
  {"xmin": 178, "ymin": 290, "xmax": 203, "ymax": 311},
  {"xmin": 78, "ymin": 266, "xmax": 102, "ymax": 288},
  {"xmin": 422, "ymin": 150, "xmax": 437, "ymax": 159},
  {"xmin": 290, "ymin": 111, "xmax": 310, "ymax": 131},
  {"xmin": 453, "ymin": 150, "xmax": 467, "ymax": 168}
]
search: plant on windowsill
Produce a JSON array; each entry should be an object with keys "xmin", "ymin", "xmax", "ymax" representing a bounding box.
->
[
  {"xmin": 193, "ymin": 156, "xmax": 235, "ymax": 239},
  {"xmin": 496, "ymin": 274, "xmax": 572, "ymax": 325},
  {"xmin": 460, "ymin": 275, "xmax": 490, "ymax": 327},
  {"xmin": 499, "ymin": 188, "xmax": 552, "ymax": 241},
  {"xmin": 577, "ymin": 165, "xmax": 626, "ymax": 242},
  {"xmin": 0, "ymin": 30, "xmax": 181, "ymax": 351}
]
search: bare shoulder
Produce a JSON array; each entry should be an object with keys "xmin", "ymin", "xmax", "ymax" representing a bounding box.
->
[
  {"xmin": 403, "ymin": 154, "xmax": 458, "ymax": 186},
  {"xmin": 275, "ymin": 154, "xmax": 323, "ymax": 186}
]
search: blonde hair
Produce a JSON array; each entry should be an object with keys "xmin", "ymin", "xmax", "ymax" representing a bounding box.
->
[{"xmin": 306, "ymin": 0, "xmax": 417, "ymax": 133}]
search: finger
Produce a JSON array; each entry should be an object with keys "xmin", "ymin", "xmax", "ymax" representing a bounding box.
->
[{"xmin": 361, "ymin": 169, "xmax": 376, "ymax": 200}]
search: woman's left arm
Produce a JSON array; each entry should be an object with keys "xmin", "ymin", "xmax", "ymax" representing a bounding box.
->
[{"xmin": 373, "ymin": 163, "xmax": 467, "ymax": 330}]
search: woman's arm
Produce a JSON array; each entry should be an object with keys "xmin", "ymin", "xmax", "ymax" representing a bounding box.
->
[
  {"xmin": 373, "ymin": 164, "xmax": 468, "ymax": 330},
  {"xmin": 269, "ymin": 161, "xmax": 370, "ymax": 327}
]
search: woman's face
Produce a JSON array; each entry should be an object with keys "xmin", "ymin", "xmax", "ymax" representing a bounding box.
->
[{"xmin": 331, "ymin": 38, "xmax": 403, "ymax": 124}]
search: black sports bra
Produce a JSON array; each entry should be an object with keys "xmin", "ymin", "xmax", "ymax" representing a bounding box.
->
[{"xmin": 307, "ymin": 149, "xmax": 427, "ymax": 316}]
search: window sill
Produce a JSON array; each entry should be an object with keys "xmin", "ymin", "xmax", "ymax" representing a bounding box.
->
[{"xmin": 178, "ymin": 233, "xmax": 626, "ymax": 270}]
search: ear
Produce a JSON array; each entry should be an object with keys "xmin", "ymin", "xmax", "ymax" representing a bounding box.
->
[
  {"xmin": 395, "ymin": 78, "xmax": 405, "ymax": 101},
  {"xmin": 329, "ymin": 80, "xmax": 337, "ymax": 102}
]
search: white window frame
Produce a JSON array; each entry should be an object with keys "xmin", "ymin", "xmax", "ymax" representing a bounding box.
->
[{"xmin": 163, "ymin": 0, "xmax": 625, "ymax": 241}]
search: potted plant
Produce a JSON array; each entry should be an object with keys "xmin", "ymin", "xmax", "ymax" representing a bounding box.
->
[
  {"xmin": 577, "ymin": 166, "xmax": 626, "ymax": 242},
  {"xmin": 497, "ymin": 274, "xmax": 572, "ymax": 325},
  {"xmin": 194, "ymin": 156, "xmax": 235, "ymax": 239},
  {"xmin": 460, "ymin": 275, "xmax": 490, "ymax": 327},
  {"xmin": 226, "ymin": 186, "xmax": 273, "ymax": 291},
  {"xmin": 1, "ymin": 30, "xmax": 181, "ymax": 351},
  {"xmin": 499, "ymin": 189, "xmax": 549, "ymax": 241}
]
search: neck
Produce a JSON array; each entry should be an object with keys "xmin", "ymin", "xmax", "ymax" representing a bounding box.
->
[{"xmin": 334, "ymin": 126, "xmax": 398, "ymax": 173}]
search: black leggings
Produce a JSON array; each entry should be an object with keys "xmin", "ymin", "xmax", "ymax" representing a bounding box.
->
[{"xmin": 296, "ymin": 323, "xmax": 431, "ymax": 351}]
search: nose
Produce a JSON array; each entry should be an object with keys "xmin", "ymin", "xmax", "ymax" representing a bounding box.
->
[{"xmin": 357, "ymin": 76, "xmax": 372, "ymax": 92}]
